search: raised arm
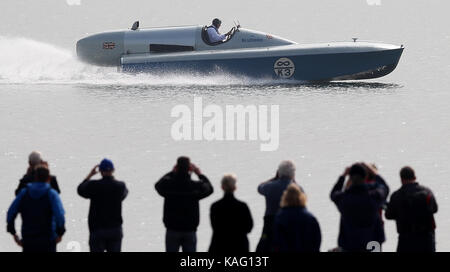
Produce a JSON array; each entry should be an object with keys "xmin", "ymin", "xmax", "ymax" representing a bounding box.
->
[
  {"xmin": 372, "ymin": 175, "xmax": 390, "ymax": 202},
  {"xmin": 77, "ymin": 179, "xmax": 93, "ymax": 198},
  {"xmin": 194, "ymin": 174, "xmax": 214, "ymax": 200},
  {"xmin": 330, "ymin": 175, "xmax": 346, "ymax": 204},
  {"xmin": 155, "ymin": 172, "xmax": 175, "ymax": 197},
  {"xmin": 78, "ymin": 165, "xmax": 99, "ymax": 199}
]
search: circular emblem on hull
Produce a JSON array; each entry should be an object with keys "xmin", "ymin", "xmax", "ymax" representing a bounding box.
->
[{"xmin": 274, "ymin": 57, "xmax": 295, "ymax": 79}]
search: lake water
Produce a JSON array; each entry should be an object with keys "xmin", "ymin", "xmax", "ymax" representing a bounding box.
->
[{"xmin": 0, "ymin": 0, "xmax": 449, "ymax": 252}]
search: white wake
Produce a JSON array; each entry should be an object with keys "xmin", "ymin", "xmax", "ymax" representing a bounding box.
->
[{"xmin": 0, "ymin": 36, "xmax": 259, "ymax": 86}]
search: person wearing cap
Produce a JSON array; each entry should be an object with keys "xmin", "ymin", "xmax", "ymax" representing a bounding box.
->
[
  {"xmin": 385, "ymin": 166, "xmax": 438, "ymax": 252},
  {"xmin": 155, "ymin": 156, "xmax": 213, "ymax": 252},
  {"xmin": 77, "ymin": 159, "xmax": 128, "ymax": 252},
  {"xmin": 7, "ymin": 164, "xmax": 66, "ymax": 252},
  {"xmin": 15, "ymin": 151, "xmax": 61, "ymax": 195},
  {"xmin": 330, "ymin": 163, "xmax": 386, "ymax": 252},
  {"xmin": 207, "ymin": 18, "xmax": 233, "ymax": 43}
]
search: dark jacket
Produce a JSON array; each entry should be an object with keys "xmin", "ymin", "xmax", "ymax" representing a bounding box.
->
[
  {"xmin": 77, "ymin": 176, "xmax": 128, "ymax": 231},
  {"xmin": 366, "ymin": 175, "xmax": 390, "ymax": 207},
  {"xmin": 16, "ymin": 172, "xmax": 61, "ymax": 195},
  {"xmin": 385, "ymin": 182, "xmax": 438, "ymax": 234},
  {"xmin": 274, "ymin": 206, "xmax": 321, "ymax": 252},
  {"xmin": 7, "ymin": 182, "xmax": 65, "ymax": 241},
  {"xmin": 155, "ymin": 171, "xmax": 213, "ymax": 232},
  {"xmin": 330, "ymin": 175, "xmax": 386, "ymax": 251},
  {"xmin": 258, "ymin": 178, "xmax": 294, "ymax": 216},
  {"xmin": 209, "ymin": 193, "xmax": 253, "ymax": 253}
]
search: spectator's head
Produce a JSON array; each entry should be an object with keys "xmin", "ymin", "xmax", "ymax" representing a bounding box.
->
[
  {"xmin": 212, "ymin": 18, "xmax": 221, "ymax": 29},
  {"xmin": 364, "ymin": 163, "xmax": 377, "ymax": 182},
  {"xmin": 221, "ymin": 174, "xmax": 237, "ymax": 193},
  {"xmin": 400, "ymin": 166, "xmax": 416, "ymax": 184},
  {"xmin": 280, "ymin": 183, "xmax": 307, "ymax": 208},
  {"xmin": 176, "ymin": 156, "xmax": 191, "ymax": 175},
  {"xmin": 349, "ymin": 163, "xmax": 367, "ymax": 185},
  {"xmin": 28, "ymin": 151, "xmax": 42, "ymax": 167},
  {"xmin": 277, "ymin": 160, "xmax": 296, "ymax": 181},
  {"xmin": 99, "ymin": 158, "xmax": 115, "ymax": 176},
  {"xmin": 35, "ymin": 165, "xmax": 50, "ymax": 183}
]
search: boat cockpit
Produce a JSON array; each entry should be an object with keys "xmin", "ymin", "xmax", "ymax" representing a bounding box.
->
[{"xmin": 201, "ymin": 25, "xmax": 239, "ymax": 46}]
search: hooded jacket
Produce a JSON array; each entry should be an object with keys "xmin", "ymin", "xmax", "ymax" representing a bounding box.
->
[{"xmin": 7, "ymin": 182, "xmax": 65, "ymax": 240}]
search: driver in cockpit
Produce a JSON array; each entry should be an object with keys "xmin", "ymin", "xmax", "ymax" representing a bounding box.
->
[{"xmin": 207, "ymin": 18, "xmax": 232, "ymax": 43}]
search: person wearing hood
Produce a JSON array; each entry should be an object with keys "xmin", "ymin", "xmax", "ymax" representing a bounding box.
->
[{"xmin": 7, "ymin": 164, "xmax": 66, "ymax": 252}]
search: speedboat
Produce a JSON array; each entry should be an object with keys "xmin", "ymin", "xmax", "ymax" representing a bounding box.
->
[{"xmin": 76, "ymin": 22, "xmax": 404, "ymax": 81}]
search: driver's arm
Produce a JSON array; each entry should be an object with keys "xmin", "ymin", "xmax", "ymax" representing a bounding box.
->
[
  {"xmin": 226, "ymin": 28, "xmax": 234, "ymax": 36},
  {"xmin": 207, "ymin": 27, "xmax": 227, "ymax": 42}
]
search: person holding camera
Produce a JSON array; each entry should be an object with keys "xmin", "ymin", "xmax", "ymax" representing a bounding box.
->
[
  {"xmin": 330, "ymin": 163, "xmax": 386, "ymax": 252},
  {"xmin": 155, "ymin": 156, "xmax": 214, "ymax": 252},
  {"xmin": 77, "ymin": 158, "xmax": 128, "ymax": 252}
]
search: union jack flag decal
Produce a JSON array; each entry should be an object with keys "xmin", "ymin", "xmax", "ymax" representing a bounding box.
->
[{"xmin": 103, "ymin": 42, "xmax": 116, "ymax": 49}]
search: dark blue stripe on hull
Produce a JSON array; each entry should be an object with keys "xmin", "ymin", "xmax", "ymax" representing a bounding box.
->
[{"xmin": 122, "ymin": 48, "xmax": 403, "ymax": 81}]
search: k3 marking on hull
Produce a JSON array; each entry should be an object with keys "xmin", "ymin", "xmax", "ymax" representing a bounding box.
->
[
  {"xmin": 274, "ymin": 57, "xmax": 295, "ymax": 79},
  {"xmin": 77, "ymin": 22, "xmax": 404, "ymax": 82}
]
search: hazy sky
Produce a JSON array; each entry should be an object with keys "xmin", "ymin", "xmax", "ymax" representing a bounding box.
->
[{"xmin": 0, "ymin": 0, "xmax": 448, "ymax": 51}]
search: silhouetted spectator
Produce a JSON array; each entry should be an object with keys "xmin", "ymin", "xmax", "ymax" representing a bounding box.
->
[
  {"xmin": 7, "ymin": 164, "xmax": 65, "ymax": 252},
  {"xmin": 155, "ymin": 156, "xmax": 213, "ymax": 252},
  {"xmin": 209, "ymin": 174, "xmax": 253, "ymax": 253},
  {"xmin": 274, "ymin": 183, "xmax": 321, "ymax": 252},
  {"xmin": 256, "ymin": 160, "xmax": 297, "ymax": 252},
  {"xmin": 78, "ymin": 159, "xmax": 128, "ymax": 252},
  {"xmin": 330, "ymin": 163, "xmax": 385, "ymax": 252},
  {"xmin": 385, "ymin": 166, "xmax": 438, "ymax": 252},
  {"xmin": 15, "ymin": 151, "xmax": 61, "ymax": 195}
]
